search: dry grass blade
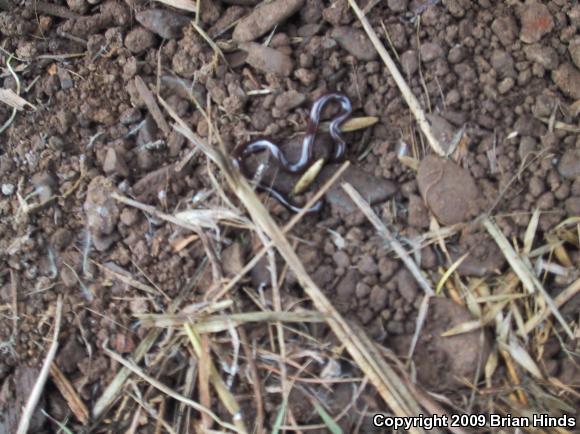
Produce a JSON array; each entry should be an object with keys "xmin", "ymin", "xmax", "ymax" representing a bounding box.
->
[
  {"xmin": 175, "ymin": 208, "xmax": 251, "ymax": 231},
  {"xmin": 523, "ymin": 209, "xmax": 540, "ymax": 256},
  {"xmin": 103, "ymin": 342, "xmax": 242, "ymax": 433},
  {"xmin": 137, "ymin": 310, "xmax": 325, "ymax": 330},
  {"xmin": 49, "ymin": 364, "xmax": 90, "ymax": 424},
  {"xmin": 346, "ymin": 0, "xmax": 446, "ymax": 156},
  {"xmin": 184, "ymin": 324, "xmax": 248, "ymax": 433},
  {"xmin": 191, "ymin": 22, "xmax": 227, "ymax": 63},
  {"xmin": 93, "ymin": 264, "xmax": 205, "ymax": 417},
  {"xmin": 166, "ymin": 104, "xmax": 427, "ymax": 432},
  {"xmin": 521, "ymin": 277, "xmax": 580, "ymax": 335},
  {"xmin": 96, "ymin": 262, "xmax": 164, "ymax": 299},
  {"xmin": 342, "ymin": 183, "xmax": 434, "ymax": 296},
  {"xmin": 134, "ymin": 75, "xmax": 171, "ymax": 135},
  {"xmin": 482, "ymin": 217, "xmax": 574, "ymax": 339},
  {"xmin": 0, "ymin": 88, "xmax": 35, "ymax": 110},
  {"xmin": 435, "ymin": 253, "xmax": 468, "ymax": 295},
  {"xmin": 17, "ymin": 296, "xmax": 63, "ymax": 434},
  {"xmin": 500, "ymin": 337, "xmax": 544, "ymax": 380}
]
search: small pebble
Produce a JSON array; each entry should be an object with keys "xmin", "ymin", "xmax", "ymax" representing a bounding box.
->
[
  {"xmin": 240, "ymin": 42, "xmax": 294, "ymax": 76},
  {"xmin": 136, "ymin": 9, "xmax": 190, "ymax": 39},
  {"xmin": 233, "ymin": 0, "xmax": 304, "ymax": 42},
  {"xmin": 1, "ymin": 183, "xmax": 14, "ymax": 196},
  {"xmin": 552, "ymin": 63, "xmax": 580, "ymax": 99},
  {"xmin": 331, "ymin": 27, "xmax": 378, "ymax": 61}
]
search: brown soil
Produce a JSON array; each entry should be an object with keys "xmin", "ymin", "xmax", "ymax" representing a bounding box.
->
[{"xmin": 1, "ymin": 0, "xmax": 579, "ymax": 432}]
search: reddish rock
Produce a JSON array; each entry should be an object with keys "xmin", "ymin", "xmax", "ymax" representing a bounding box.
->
[{"xmin": 519, "ymin": 1, "xmax": 554, "ymax": 44}]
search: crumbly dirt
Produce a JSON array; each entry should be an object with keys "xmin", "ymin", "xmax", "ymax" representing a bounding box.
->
[{"xmin": 1, "ymin": 0, "xmax": 579, "ymax": 432}]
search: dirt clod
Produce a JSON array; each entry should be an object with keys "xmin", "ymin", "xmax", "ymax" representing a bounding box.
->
[
  {"xmin": 136, "ymin": 9, "xmax": 191, "ymax": 39},
  {"xmin": 240, "ymin": 42, "xmax": 294, "ymax": 76},
  {"xmin": 233, "ymin": 0, "xmax": 304, "ymax": 42},
  {"xmin": 417, "ymin": 155, "xmax": 480, "ymax": 226},
  {"xmin": 331, "ymin": 26, "xmax": 378, "ymax": 61},
  {"xmin": 124, "ymin": 27, "xmax": 157, "ymax": 53},
  {"xmin": 103, "ymin": 148, "xmax": 130, "ymax": 178},
  {"xmin": 401, "ymin": 298, "xmax": 491, "ymax": 391},
  {"xmin": 318, "ymin": 164, "xmax": 397, "ymax": 214},
  {"xmin": 552, "ymin": 63, "xmax": 580, "ymax": 100},
  {"xmin": 519, "ymin": 1, "xmax": 554, "ymax": 44},
  {"xmin": 558, "ymin": 149, "xmax": 580, "ymax": 179}
]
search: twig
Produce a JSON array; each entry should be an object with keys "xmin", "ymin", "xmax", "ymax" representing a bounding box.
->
[
  {"xmin": 17, "ymin": 296, "xmax": 63, "ymax": 434},
  {"xmin": 49, "ymin": 364, "xmax": 90, "ymax": 424},
  {"xmin": 346, "ymin": 0, "xmax": 446, "ymax": 156}
]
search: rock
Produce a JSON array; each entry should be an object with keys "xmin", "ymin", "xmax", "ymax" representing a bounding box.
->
[
  {"xmin": 240, "ymin": 42, "xmax": 294, "ymax": 76},
  {"xmin": 136, "ymin": 9, "xmax": 190, "ymax": 39},
  {"xmin": 57, "ymin": 338, "xmax": 85, "ymax": 373},
  {"xmin": 420, "ymin": 42, "xmax": 444, "ymax": 62},
  {"xmin": 92, "ymin": 232, "xmax": 119, "ymax": 252},
  {"xmin": 112, "ymin": 332, "xmax": 136, "ymax": 354},
  {"xmin": 318, "ymin": 164, "xmax": 397, "ymax": 214},
  {"xmin": 447, "ymin": 45, "xmax": 466, "ymax": 64},
  {"xmin": 558, "ymin": 149, "xmax": 580, "ymax": 179},
  {"xmin": 209, "ymin": 6, "xmax": 246, "ymax": 38},
  {"xmin": 222, "ymin": 242, "xmax": 245, "ymax": 276},
  {"xmin": 519, "ymin": 1, "xmax": 554, "ymax": 44},
  {"xmin": 524, "ymin": 44, "xmax": 559, "ymax": 70},
  {"xmin": 514, "ymin": 115, "xmax": 546, "ymax": 137},
  {"xmin": 497, "ymin": 77, "xmax": 515, "ymax": 94},
  {"xmin": 124, "ymin": 27, "xmax": 156, "ymax": 54},
  {"xmin": 50, "ymin": 228, "xmax": 72, "ymax": 251},
  {"xmin": 336, "ymin": 269, "xmax": 359, "ymax": 300},
  {"xmin": 331, "ymin": 27, "xmax": 377, "ymax": 61},
  {"xmin": 568, "ymin": 38, "xmax": 580, "ymax": 70},
  {"xmin": 31, "ymin": 172, "xmax": 57, "ymax": 202},
  {"xmin": 518, "ymin": 136, "xmax": 537, "ymax": 161},
  {"xmin": 119, "ymin": 107, "xmax": 141, "ymax": 124},
  {"xmin": 387, "ymin": 0, "xmax": 407, "ymax": 12},
  {"xmin": 400, "ymin": 50, "xmax": 418, "ymax": 75},
  {"xmin": 84, "ymin": 176, "xmax": 120, "ymax": 236},
  {"xmin": 369, "ymin": 285, "xmax": 388, "ymax": 311},
  {"xmin": 103, "ymin": 148, "xmax": 129, "ymax": 177},
  {"xmin": 552, "ymin": 64, "xmax": 580, "ymax": 99},
  {"xmin": 490, "ymin": 50, "xmax": 515, "ymax": 78},
  {"xmin": 417, "ymin": 155, "xmax": 480, "ymax": 226},
  {"xmin": 411, "ymin": 298, "xmax": 491, "ymax": 391},
  {"xmin": 491, "ymin": 16, "xmax": 518, "ymax": 46},
  {"xmin": 426, "ymin": 113, "xmax": 458, "ymax": 153},
  {"xmin": 322, "ymin": 0, "xmax": 351, "ymax": 26},
  {"xmin": 357, "ymin": 254, "xmax": 378, "ymax": 275},
  {"xmin": 565, "ymin": 197, "xmax": 580, "ymax": 215},
  {"xmin": 408, "ymin": 194, "xmax": 430, "ymax": 228},
  {"xmin": 233, "ymin": 0, "xmax": 304, "ymax": 42},
  {"xmin": 395, "ymin": 268, "xmax": 418, "ymax": 303},
  {"xmin": 274, "ymin": 90, "xmax": 306, "ymax": 111},
  {"xmin": 1, "ymin": 183, "xmax": 14, "ymax": 196}
]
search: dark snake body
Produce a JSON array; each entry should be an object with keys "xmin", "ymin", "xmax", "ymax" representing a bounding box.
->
[{"xmin": 233, "ymin": 93, "xmax": 352, "ymax": 213}]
